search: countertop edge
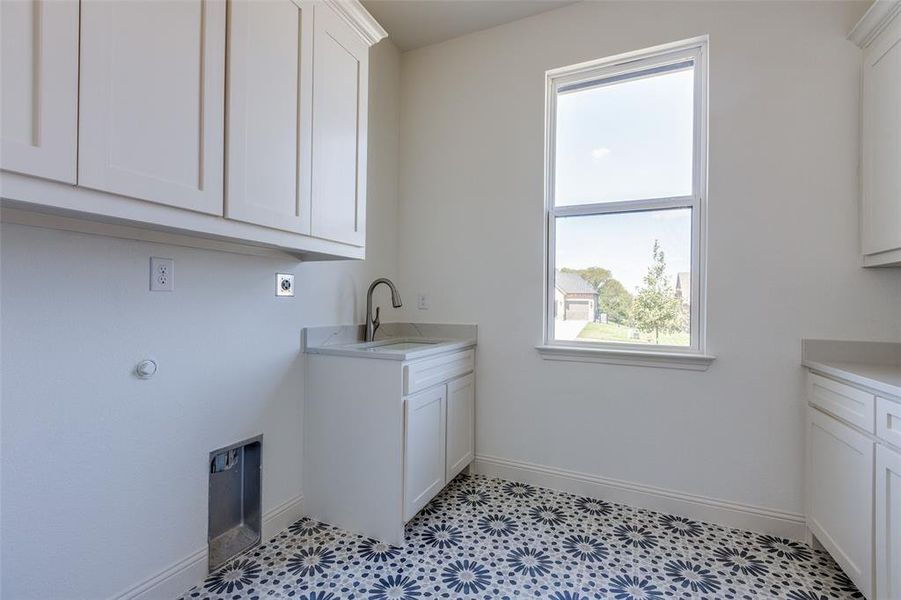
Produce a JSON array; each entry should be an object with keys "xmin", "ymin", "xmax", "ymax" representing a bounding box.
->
[
  {"xmin": 802, "ymin": 359, "xmax": 901, "ymax": 400},
  {"xmin": 305, "ymin": 339, "xmax": 477, "ymax": 361}
]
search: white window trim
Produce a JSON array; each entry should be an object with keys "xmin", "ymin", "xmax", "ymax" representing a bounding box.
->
[{"xmin": 537, "ymin": 36, "xmax": 714, "ymax": 370}]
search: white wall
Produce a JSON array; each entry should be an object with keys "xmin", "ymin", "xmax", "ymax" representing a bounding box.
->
[
  {"xmin": 0, "ymin": 39, "xmax": 400, "ymax": 600},
  {"xmin": 5, "ymin": 3, "xmax": 901, "ymax": 595},
  {"xmin": 396, "ymin": 0, "xmax": 901, "ymax": 522}
]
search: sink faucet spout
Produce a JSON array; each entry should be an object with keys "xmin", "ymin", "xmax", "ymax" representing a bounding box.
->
[{"xmin": 365, "ymin": 278, "xmax": 402, "ymax": 342}]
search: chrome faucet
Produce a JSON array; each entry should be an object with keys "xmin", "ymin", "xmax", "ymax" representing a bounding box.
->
[{"xmin": 365, "ymin": 278, "xmax": 403, "ymax": 342}]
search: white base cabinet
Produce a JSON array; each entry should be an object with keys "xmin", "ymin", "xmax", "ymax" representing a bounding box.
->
[
  {"xmin": 404, "ymin": 385, "xmax": 448, "ymax": 522},
  {"xmin": 404, "ymin": 371, "xmax": 476, "ymax": 522},
  {"xmin": 807, "ymin": 408, "xmax": 874, "ymax": 598},
  {"xmin": 305, "ymin": 346, "xmax": 476, "ymax": 545},
  {"xmin": 446, "ymin": 373, "xmax": 476, "ymax": 481},
  {"xmin": 876, "ymin": 444, "xmax": 901, "ymax": 600},
  {"xmin": 805, "ymin": 368, "xmax": 901, "ymax": 599}
]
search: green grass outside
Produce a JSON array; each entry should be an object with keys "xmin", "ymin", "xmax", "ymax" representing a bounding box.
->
[{"xmin": 577, "ymin": 321, "xmax": 690, "ymax": 347}]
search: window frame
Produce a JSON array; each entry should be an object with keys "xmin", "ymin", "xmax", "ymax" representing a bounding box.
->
[{"xmin": 541, "ymin": 37, "xmax": 710, "ymax": 362}]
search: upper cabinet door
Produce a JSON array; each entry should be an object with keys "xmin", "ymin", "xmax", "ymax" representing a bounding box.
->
[
  {"xmin": 861, "ymin": 13, "xmax": 901, "ymax": 258},
  {"xmin": 78, "ymin": 0, "xmax": 226, "ymax": 215},
  {"xmin": 226, "ymin": 0, "xmax": 313, "ymax": 233},
  {"xmin": 310, "ymin": 3, "xmax": 368, "ymax": 246},
  {"xmin": 1, "ymin": 0, "xmax": 78, "ymax": 183}
]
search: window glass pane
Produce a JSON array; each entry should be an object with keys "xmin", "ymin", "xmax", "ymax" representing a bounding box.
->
[
  {"xmin": 553, "ymin": 208, "xmax": 692, "ymax": 346},
  {"xmin": 554, "ymin": 65, "xmax": 694, "ymax": 206}
]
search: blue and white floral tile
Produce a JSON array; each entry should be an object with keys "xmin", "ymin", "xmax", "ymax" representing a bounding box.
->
[
  {"xmin": 611, "ymin": 524, "xmax": 685, "ymax": 567},
  {"xmin": 406, "ymin": 522, "xmax": 491, "ymax": 565},
  {"xmin": 628, "ymin": 557, "xmax": 745, "ymax": 600},
  {"xmin": 178, "ymin": 473, "xmax": 861, "ymax": 600},
  {"xmin": 554, "ymin": 492, "xmax": 632, "ymax": 525},
  {"xmin": 575, "ymin": 567, "xmax": 677, "ymax": 600},
  {"xmin": 339, "ymin": 561, "xmax": 440, "ymax": 599},
  {"xmin": 419, "ymin": 553, "xmax": 583, "ymax": 600}
]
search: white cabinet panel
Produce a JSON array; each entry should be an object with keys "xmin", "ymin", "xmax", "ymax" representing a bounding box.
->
[
  {"xmin": 404, "ymin": 349, "xmax": 475, "ymax": 395},
  {"xmin": 310, "ymin": 3, "xmax": 368, "ymax": 246},
  {"xmin": 446, "ymin": 374, "xmax": 475, "ymax": 481},
  {"xmin": 404, "ymin": 385, "xmax": 446, "ymax": 522},
  {"xmin": 876, "ymin": 396, "xmax": 901, "ymax": 449},
  {"xmin": 1, "ymin": 0, "xmax": 78, "ymax": 183},
  {"xmin": 808, "ymin": 372, "xmax": 876, "ymax": 433},
  {"xmin": 876, "ymin": 443, "xmax": 901, "ymax": 600},
  {"xmin": 78, "ymin": 0, "xmax": 226, "ymax": 214},
  {"xmin": 807, "ymin": 408, "xmax": 874, "ymax": 599},
  {"xmin": 226, "ymin": 0, "xmax": 312, "ymax": 233},
  {"xmin": 861, "ymin": 12, "xmax": 901, "ymax": 260}
]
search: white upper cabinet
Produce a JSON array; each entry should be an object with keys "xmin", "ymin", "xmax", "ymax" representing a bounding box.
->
[
  {"xmin": 311, "ymin": 3, "xmax": 368, "ymax": 246},
  {"xmin": 226, "ymin": 0, "xmax": 313, "ymax": 233},
  {"xmin": 0, "ymin": 0, "xmax": 79, "ymax": 183},
  {"xmin": 0, "ymin": 0, "xmax": 385, "ymax": 258},
  {"xmin": 78, "ymin": 0, "xmax": 226, "ymax": 215},
  {"xmin": 854, "ymin": 2, "xmax": 901, "ymax": 266}
]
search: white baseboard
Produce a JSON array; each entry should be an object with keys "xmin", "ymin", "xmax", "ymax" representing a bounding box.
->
[
  {"xmin": 115, "ymin": 494, "xmax": 304, "ymax": 600},
  {"xmin": 261, "ymin": 493, "xmax": 306, "ymax": 542},
  {"xmin": 123, "ymin": 548, "xmax": 208, "ymax": 600},
  {"xmin": 473, "ymin": 454, "xmax": 807, "ymax": 541}
]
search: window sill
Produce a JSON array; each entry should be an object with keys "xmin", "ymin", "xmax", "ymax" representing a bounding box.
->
[{"xmin": 535, "ymin": 344, "xmax": 715, "ymax": 371}]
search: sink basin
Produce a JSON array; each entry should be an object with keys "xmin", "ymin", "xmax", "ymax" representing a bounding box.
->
[{"xmin": 365, "ymin": 341, "xmax": 438, "ymax": 352}]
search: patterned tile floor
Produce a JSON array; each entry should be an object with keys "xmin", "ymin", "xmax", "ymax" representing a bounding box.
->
[{"xmin": 177, "ymin": 474, "xmax": 861, "ymax": 600}]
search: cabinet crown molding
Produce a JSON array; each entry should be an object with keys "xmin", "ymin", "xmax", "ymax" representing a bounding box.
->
[
  {"xmin": 323, "ymin": 0, "xmax": 387, "ymax": 46},
  {"xmin": 849, "ymin": 0, "xmax": 901, "ymax": 47}
]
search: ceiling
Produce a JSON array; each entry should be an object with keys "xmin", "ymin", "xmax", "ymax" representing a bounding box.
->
[{"xmin": 361, "ymin": 0, "xmax": 578, "ymax": 52}]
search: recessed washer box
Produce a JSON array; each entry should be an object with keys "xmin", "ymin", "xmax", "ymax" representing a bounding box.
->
[{"xmin": 208, "ymin": 435, "xmax": 262, "ymax": 571}]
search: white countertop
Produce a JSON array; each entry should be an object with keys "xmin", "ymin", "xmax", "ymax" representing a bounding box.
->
[
  {"xmin": 305, "ymin": 337, "xmax": 476, "ymax": 361},
  {"xmin": 302, "ymin": 323, "xmax": 477, "ymax": 362},
  {"xmin": 802, "ymin": 359, "xmax": 901, "ymax": 399},
  {"xmin": 802, "ymin": 339, "xmax": 901, "ymax": 399}
]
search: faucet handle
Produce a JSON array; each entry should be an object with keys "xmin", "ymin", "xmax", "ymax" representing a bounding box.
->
[{"xmin": 373, "ymin": 306, "xmax": 380, "ymax": 327}]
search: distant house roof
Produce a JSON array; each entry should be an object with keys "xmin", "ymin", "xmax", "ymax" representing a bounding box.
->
[
  {"xmin": 676, "ymin": 272, "xmax": 690, "ymax": 302},
  {"xmin": 555, "ymin": 270, "xmax": 597, "ymax": 295}
]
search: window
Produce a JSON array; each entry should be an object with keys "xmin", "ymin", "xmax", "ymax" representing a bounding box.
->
[{"xmin": 542, "ymin": 38, "xmax": 709, "ymax": 365}]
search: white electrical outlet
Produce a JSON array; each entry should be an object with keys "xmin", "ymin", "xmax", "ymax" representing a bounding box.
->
[
  {"xmin": 417, "ymin": 293, "xmax": 429, "ymax": 310},
  {"xmin": 150, "ymin": 257, "xmax": 174, "ymax": 292}
]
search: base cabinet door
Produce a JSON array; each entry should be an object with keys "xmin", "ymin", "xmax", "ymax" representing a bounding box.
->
[
  {"xmin": 876, "ymin": 443, "xmax": 901, "ymax": 600},
  {"xmin": 446, "ymin": 373, "xmax": 474, "ymax": 481},
  {"xmin": 310, "ymin": 3, "xmax": 368, "ymax": 246},
  {"xmin": 78, "ymin": 0, "xmax": 226, "ymax": 214},
  {"xmin": 225, "ymin": 0, "xmax": 312, "ymax": 233},
  {"xmin": 808, "ymin": 408, "xmax": 874, "ymax": 599},
  {"xmin": 404, "ymin": 386, "xmax": 446, "ymax": 522},
  {"xmin": 1, "ymin": 0, "xmax": 78, "ymax": 183}
]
